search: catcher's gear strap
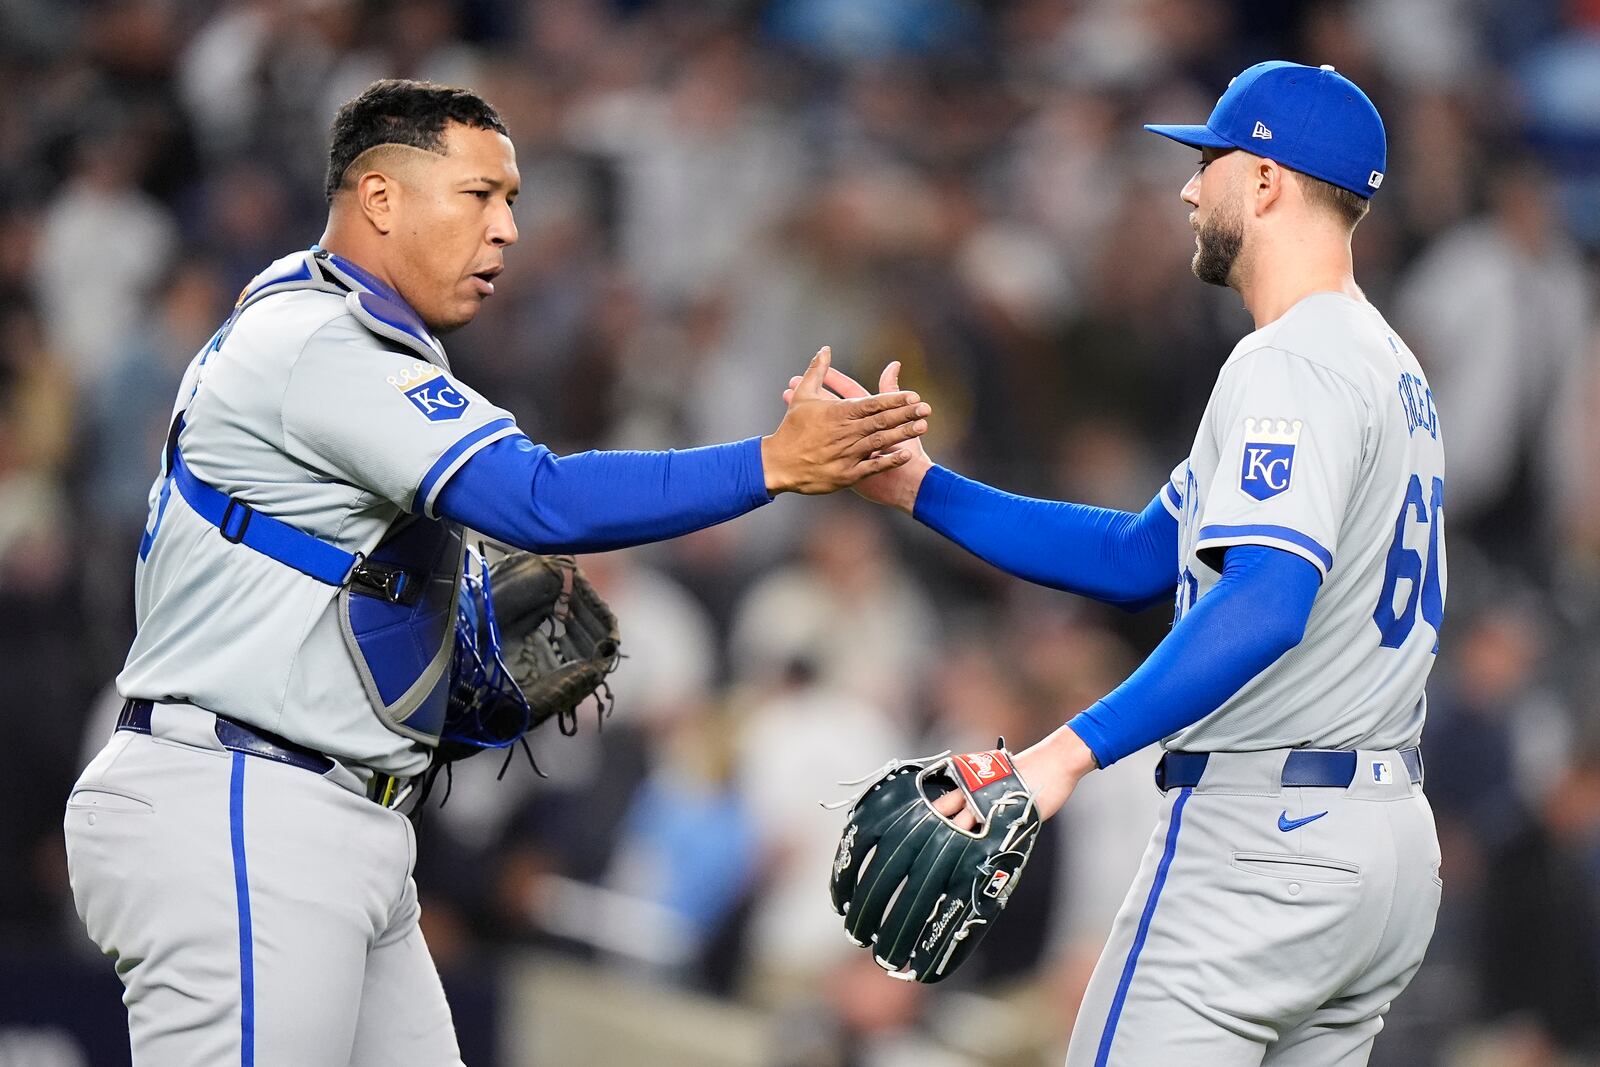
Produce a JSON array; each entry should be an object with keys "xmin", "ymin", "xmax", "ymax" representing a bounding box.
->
[
  {"xmin": 163, "ymin": 437, "xmax": 434, "ymax": 606},
  {"xmin": 164, "ymin": 438, "xmax": 359, "ymax": 585}
]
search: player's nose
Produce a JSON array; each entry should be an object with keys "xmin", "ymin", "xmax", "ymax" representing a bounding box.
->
[
  {"xmin": 488, "ymin": 202, "xmax": 518, "ymax": 248},
  {"xmin": 1181, "ymin": 171, "xmax": 1202, "ymax": 208}
]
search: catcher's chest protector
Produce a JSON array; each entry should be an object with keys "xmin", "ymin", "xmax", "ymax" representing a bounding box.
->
[
  {"xmin": 339, "ymin": 516, "xmax": 464, "ymax": 745},
  {"xmin": 159, "ymin": 247, "xmax": 468, "ymax": 746}
]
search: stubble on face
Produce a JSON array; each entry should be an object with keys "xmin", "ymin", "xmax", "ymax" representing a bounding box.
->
[{"xmin": 1191, "ymin": 188, "xmax": 1246, "ymax": 288}]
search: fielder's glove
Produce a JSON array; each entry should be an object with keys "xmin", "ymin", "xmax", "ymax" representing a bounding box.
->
[
  {"xmin": 829, "ymin": 744, "xmax": 1041, "ymax": 983},
  {"xmin": 440, "ymin": 550, "xmax": 621, "ymax": 767}
]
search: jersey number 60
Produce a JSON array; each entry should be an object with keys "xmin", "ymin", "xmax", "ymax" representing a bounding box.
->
[{"xmin": 1372, "ymin": 474, "xmax": 1445, "ymax": 650}]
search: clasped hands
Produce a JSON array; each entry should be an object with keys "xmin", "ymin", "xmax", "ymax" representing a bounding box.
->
[{"xmin": 760, "ymin": 347, "xmax": 932, "ymax": 496}]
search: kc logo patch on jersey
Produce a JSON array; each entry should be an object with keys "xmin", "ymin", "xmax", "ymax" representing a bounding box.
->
[
  {"xmin": 389, "ymin": 361, "xmax": 469, "ymax": 422},
  {"xmin": 1239, "ymin": 418, "xmax": 1302, "ymax": 500}
]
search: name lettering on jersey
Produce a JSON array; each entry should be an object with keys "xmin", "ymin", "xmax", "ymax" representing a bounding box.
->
[
  {"xmin": 1239, "ymin": 418, "xmax": 1301, "ymax": 500},
  {"xmin": 1396, "ymin": 371, "xmax": 1437, "ymax": 440},
  {"xmin": 388, "ymin": 361, "xmax": 470, "ymax": 422}
]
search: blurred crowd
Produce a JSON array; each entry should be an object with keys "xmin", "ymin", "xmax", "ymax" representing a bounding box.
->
[{"xmin": 4, "ymin": 0, "xmax": 1600, "ymax": 1064}]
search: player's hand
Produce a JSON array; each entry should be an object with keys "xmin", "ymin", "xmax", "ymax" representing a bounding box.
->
[
  {"xmin": 782, "ymin": 360, "xmax": 934, "ymax": 514},
  {"xmin": 762, "ymin": 347, "xmax": 931, "ymax": 495},
  {"xmin": 933, "ymin": 725, "xmax": 1097, "ymax": 829}
]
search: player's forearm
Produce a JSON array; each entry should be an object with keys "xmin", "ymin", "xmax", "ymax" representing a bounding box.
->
[
  {"xmin": 911, "ymin": 464, "xmax": 1177, "ymax": 607},
  {"xmin": 1066, "ymin": 544, "xmax": 1320, "ymax": 767},
  {"xmin": 435, "ymin": 433, "xmax": 771, "ymax": 552}
]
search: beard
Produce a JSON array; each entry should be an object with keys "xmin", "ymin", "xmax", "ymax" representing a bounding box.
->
[{"xmin": 1191, "ymin": 199, "xmax": 1246, "ymax": 287}]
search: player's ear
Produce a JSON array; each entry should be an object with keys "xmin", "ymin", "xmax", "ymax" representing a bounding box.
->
[
  {"xmin": 355, "ymin": 171, "xmax": 397, "ymax": 236},
  {"xmin": 1253, "ymin": 157, "xmax": 1284, "ymax": 216}
]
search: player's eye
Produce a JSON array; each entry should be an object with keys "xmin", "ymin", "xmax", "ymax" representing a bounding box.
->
[{"xmin": 468, "ymin": 190, "xmax": 490, "ymax": 200}]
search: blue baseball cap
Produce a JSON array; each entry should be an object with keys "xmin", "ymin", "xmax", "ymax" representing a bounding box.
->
[{"xmin": 1144, "ymin": 61, "xmax": 1387, "ymax": 199}]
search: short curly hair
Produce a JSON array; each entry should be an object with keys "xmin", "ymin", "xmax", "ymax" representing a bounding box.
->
[{"xmin": 325, "ymin": 79, "xmax": 508, "ymax": 202}]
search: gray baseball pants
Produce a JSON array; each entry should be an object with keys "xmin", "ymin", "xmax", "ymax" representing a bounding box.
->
[
  {"xmin": 63, "ymin": 702, "xmax": 463, "ymax": 1066},
  {"xmin": 1066, "ymin": 747, "xmax": 1442, "ymax": 1066}
]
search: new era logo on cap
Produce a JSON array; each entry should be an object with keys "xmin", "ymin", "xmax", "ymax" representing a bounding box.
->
[{"xmin": 1143, "ymin": 61, "xmax": 1388, "ymax": 199}]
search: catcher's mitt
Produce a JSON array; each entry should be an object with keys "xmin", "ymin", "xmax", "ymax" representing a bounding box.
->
[
  {"xmin": 829, "ymin": 744, "xmax": 1041, "ymax": 983},
  {"xmin": 439, "ymin": 549, "xmax": 621, "ymax": 767}
]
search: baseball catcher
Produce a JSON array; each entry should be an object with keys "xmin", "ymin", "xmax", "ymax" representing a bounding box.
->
[
  {"xmin": 65, "ymin": 78, "xmax": 935, "ymax": 1065},
  {"xmin": 829, "ymin": 744, "xmax": 1042, "ymax": 982}
]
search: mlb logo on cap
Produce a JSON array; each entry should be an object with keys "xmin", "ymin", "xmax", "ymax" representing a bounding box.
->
[{"xmin": 1144, "ymin": 61, "xmax": 1387, "ymax": 199}]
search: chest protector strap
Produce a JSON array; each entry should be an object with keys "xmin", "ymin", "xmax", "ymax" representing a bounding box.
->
[{"xmin": 169, "ymin": 442, "xmax": 360, "ymax": 585}]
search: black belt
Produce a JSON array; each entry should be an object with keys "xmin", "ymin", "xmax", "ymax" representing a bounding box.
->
[
  {"xmin": 117, "ymin": 700, "xmax": 410, "ymax": 806},
  {"xmin": 1155, "ymin": 746, "xmax": 1424, "ymax": 791}
]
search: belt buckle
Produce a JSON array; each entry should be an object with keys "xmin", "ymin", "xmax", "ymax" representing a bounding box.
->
[{"xmin": 368, "ymin": 773, "xmax": 410, "ymax": 809}]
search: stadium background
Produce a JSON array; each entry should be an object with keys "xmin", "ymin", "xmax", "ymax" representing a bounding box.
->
[{"xmin": 2, "ymin": 0, "xmax": 1599, "ymax": 1064}]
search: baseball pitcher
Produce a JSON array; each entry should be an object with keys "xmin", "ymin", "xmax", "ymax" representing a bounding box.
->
[{"xmin": 818, "ymin": 61, "xmax": 1444, "ymax": 1066}]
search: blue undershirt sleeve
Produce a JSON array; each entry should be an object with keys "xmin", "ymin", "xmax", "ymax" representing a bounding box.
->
[
  {"xmin": 910, "ymin": 464, "xmax": 1178, "ymax": 608},
  {"xmin": 433, "ymin": 433, "xmax": 772, "ymax": 553},
  {"xmin": 1066, "ymin": 544, "xmax": 1322, "ymax": 768}
]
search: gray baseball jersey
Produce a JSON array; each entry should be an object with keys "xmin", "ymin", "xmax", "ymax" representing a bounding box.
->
[
  {"xmin": 1158, "ymin": 291, "xmax": 1446, "ymax": 753},
  {"xmin": 119, "ymin": 253, "xmax": 518, "ymax": 777}
]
